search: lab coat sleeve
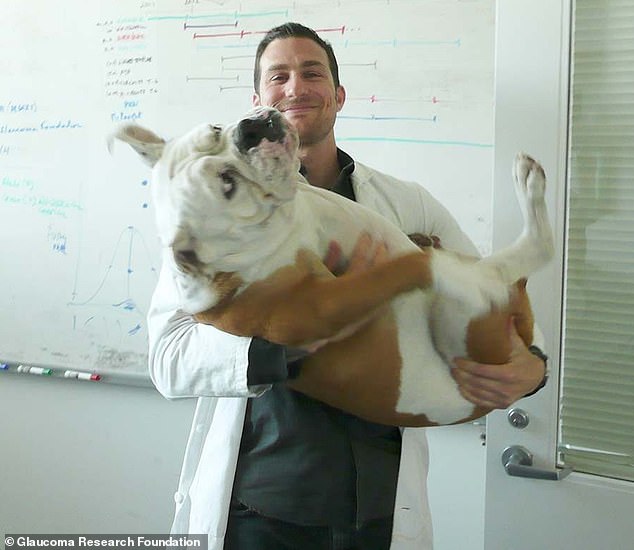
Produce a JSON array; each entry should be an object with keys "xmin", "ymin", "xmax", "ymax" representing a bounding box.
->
[
  {"xmin": 398, "ymin": 180, "xmax": 480, "ymax": 257},
  {"xmin": 353, "ymin": 163, "xmax": 479, "ymax": 258},
  {"xmin": 147, "ymin": 251, "xmax": 271, "ymax": 399}
]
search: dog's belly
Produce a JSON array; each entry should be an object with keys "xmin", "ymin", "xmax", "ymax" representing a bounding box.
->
[{"xmin": 241, "ymin": 184, "xmax": 476, "ymax": 424}]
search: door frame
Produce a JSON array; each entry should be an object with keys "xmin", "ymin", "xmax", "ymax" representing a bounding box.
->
[{"xmin": 484, "ymin": 1, "xmax": 634, "ymax": 548}]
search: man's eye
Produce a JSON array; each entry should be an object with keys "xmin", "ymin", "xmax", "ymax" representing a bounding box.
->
[
  {"xmin": 270, "ymin": 74, "xmax": 287, "ymax": 82},
  {"xmin": 220, "ymin": 170, "xmax": 238, "ymax": 199}
]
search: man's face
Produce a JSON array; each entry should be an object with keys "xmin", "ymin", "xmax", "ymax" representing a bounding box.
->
[{"xmin": 253, "ymin": 37, "xmax": 345, "ymax": 147}]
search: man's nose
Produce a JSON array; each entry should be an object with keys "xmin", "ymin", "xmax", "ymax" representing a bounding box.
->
[
  {"xmin": 234, "ymin": 110, "xmax": 285, "ymax": 153},
  {"xmin": 284, "ymin": 73, "xmax": 308, "ymax": 98}
]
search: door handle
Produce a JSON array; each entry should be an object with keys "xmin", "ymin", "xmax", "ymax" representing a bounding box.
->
[{"xmin": 502, "ymin": 445, "xmax": 572, "ymax": 480}]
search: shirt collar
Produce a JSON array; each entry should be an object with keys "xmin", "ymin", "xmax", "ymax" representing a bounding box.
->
[{"xmin": 299, "ymin": 148, "xmax": 356, "ymax": 200}]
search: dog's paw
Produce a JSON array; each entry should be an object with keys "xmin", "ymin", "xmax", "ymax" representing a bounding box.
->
[
  {"xmin": 513, "ymin": 152, "xmax": 546, "ymax": 203},
  {"xmin": 431, "ymin": 253, "xmax": 509, "ymax": 315}
]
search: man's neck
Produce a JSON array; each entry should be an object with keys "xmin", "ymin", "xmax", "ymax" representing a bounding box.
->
[{"xmin": 298, "ymin": 138, "xmax": 340, "ymax": 189}]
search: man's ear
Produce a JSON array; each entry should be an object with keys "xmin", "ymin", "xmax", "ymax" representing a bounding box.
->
[
  {"xmin": 109, "ymin": 124, "xmax": 166, "ymax": 167},
  {"xmin": 252, "ymin": 92, "xmax": 261, "ymax": 107},
  {"xmin": 336, "ymin": 85, "xmax": 346, "ymax": 112}
]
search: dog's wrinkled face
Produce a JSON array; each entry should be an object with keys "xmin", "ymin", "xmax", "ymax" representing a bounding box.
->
[{"xmin": 123, "ymin": 107, "xmax": 301, "ymax": 275}]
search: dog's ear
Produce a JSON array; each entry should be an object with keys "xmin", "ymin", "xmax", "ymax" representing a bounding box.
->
[{"xmin": 109, "ymin": 123, "xmax": 166, "ymax": 167}]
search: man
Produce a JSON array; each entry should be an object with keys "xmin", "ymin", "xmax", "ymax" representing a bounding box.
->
[{"xmin": 148, "ymin": 22, "xmax": 547, "ymax": 550}]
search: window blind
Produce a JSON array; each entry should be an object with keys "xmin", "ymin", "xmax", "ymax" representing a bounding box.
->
[{"xmin": 559, "ymin": 0, "xmax": 634, "ymax": 481}]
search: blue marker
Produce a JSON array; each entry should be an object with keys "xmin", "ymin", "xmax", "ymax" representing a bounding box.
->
[{"xmin": 0, "ymin": 363, "xmax": 9, "ymax": 370}]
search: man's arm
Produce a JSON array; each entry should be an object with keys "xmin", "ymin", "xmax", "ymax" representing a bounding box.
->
[
  {"xmin": 148, "ymin": 239, "xmax": 404, "ymax": 404},
  {"xmin": 148, "ymin": 250, "xmax": 286, "ymax": 399}
]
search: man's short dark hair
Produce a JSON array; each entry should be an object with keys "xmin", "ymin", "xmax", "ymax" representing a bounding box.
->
[{"xmin": 253, "ymin": 22, "xmax": 341, "ymax": 93}]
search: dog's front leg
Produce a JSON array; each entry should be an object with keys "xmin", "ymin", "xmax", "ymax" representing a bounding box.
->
[
  {"xmin": 194, "ymin": 254, "xmax": 334, "ymax": 343},
  {"xmin": 195, "ymin": 248, "xmax": 434, "ymax": 348}
]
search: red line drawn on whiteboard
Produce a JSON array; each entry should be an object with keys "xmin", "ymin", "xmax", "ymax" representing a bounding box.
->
[
  {"xmin": 348, "ymin": 95, "xmax": 444, "ymax": 104},
  {"xmin": 338, "ymin": 114, "xmax": 437, "ymax": 123}
]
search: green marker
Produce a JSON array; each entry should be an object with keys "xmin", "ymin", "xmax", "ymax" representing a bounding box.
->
[{"xmin": 17, "ymin": 365, "xmax": 52, "ymax": 376}]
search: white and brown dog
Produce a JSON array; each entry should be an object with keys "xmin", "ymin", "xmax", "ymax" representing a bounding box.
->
[{"xmin": 113, "ymin": 106, "xmax": 553, "ymax": 426}]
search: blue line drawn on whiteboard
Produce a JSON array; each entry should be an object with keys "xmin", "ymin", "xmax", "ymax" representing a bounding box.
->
[
  {"xmin": 338, "ymin": 38, "xmax": 461, "ymax": 48},
  {"xmin": 338, "ymin": 136, "xmax": 492, "ymax": 148},
  {"xmin": 147, "ymin": 10, "xmax": 289, "ymax": 22}
]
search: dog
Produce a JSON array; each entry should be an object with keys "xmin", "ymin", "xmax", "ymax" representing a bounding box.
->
[{"xmin": 112, "ymin": 106, "xmax": 554, "ymax": 426}]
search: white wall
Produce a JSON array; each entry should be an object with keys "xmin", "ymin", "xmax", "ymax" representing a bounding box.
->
[
  {"xmin": 0, "ymin": 375, "xmax": 194, "ymax": 535},
  {"xmin": 0, "ymin": 372, "xmax": 486, "ymax": 549}
]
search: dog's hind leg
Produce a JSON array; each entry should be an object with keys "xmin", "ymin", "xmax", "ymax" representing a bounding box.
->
[{"xmin": 479, "ymin": 153, "xmax": 554, "ymax": 284}]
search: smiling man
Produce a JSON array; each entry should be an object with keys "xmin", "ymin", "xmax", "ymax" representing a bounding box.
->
[{"xmin": 148, "ymin": 22, "xmax": 548, "ymax": 550}]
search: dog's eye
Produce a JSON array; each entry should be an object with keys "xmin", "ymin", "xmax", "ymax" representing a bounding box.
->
[{"xmin": 220, "ymin": 170, "xmax": 237, "ymax": 199}]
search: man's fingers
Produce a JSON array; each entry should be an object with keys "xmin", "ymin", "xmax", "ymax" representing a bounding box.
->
[
  {"xmin": 457, "ymin": 386, "xmax": 508, "ymax": 410},
  {"xmin": 324, "ymin": 241, "xmax": 344, "ymax": 274},
  {"xmin": 326, "ymin": 233, "xmax": 389, "ymax": 276},
  {"xmin": 453, "ymin": 358, "xmax": 510, "ymax": 382},
  {"xmin": 373, "ymin": 241, "xmax": 389, "ymax": 263},
  {"xmin": 348, "ymin": 233, "xmax": 389, "ymax": 272},
  {"xmin": 451, "ymin": 364, "xmax": 518, "ymax": 409},
  {"xmin": 347, "ymin": 232, "xmax": 373, "ymax": 272}
]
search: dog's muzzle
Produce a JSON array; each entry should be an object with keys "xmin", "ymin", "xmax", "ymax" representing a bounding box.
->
[{"xmin": 233, "ymin": 109, "xmax": 286, "ymax": 154}]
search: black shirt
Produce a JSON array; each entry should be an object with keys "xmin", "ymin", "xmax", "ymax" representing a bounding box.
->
[{"xmin": 232, "ymin": 149, "xmax": 402, "ymax": 528}]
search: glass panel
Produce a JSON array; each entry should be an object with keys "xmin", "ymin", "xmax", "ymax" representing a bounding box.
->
[{"xmin": 559, "ymin": 0, "xmax": 634, "ymax": 481}]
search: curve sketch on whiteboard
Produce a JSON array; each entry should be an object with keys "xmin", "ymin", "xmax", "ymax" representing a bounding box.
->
[{"xmin": 68, "ymin": 224, "xmax": 158, "ymax": 320}]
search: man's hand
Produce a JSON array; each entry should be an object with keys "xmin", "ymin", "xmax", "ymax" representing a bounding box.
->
[
  {"xmin": 324, "ymin": 232, "xmax": 389, "ymax": 276},
  {"xmin": 451, "ymin": 319, "xmax": 547, "ymax": 409}
]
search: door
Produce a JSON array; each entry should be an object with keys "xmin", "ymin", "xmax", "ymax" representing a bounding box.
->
[{"xmin": 483, "ymin": 1, "xmax": 634, "ymax": 549}]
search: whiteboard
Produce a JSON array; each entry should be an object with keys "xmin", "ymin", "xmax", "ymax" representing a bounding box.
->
[{"xmin": 0, "ymin": 0, "xmax": 494, "ymax": 383}]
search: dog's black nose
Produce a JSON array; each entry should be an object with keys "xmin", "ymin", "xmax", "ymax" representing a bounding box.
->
[{"xmin": 234, "ymin": 111, "xmax": 285, "ymax": 153}]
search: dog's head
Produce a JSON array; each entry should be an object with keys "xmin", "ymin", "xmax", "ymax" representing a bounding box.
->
[{"xmin": 112, "ymin": 107, "xmax": 300, "ymax": 277}]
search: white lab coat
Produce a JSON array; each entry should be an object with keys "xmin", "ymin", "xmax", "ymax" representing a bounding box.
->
[{"xmin": 148, "ymin": 162, "xmax": 478, "ymax": 550}]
